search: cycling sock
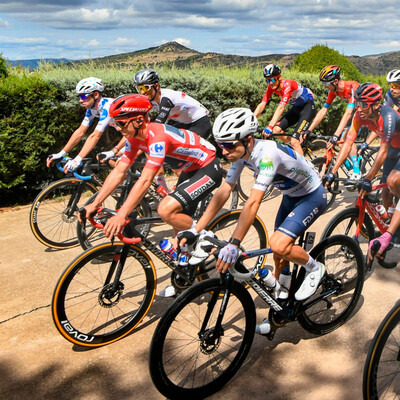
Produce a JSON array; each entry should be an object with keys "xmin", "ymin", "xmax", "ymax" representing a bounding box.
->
[
  {"xmin": 304, "ymin": 255, "xmax": 319, "ymax": 272},
  {"xmin": 155, "ymin": 175, "xmax": 169, "ymax": 192},
  {"xmin": 350, "ymin": 155, "xmax": 360, "ymax": 173}
]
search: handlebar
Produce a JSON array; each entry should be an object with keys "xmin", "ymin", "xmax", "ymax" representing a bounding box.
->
[
  {"xmin": 56, "ymin": 161, "xmax": 91, "ymax": 180},
  {"xmin": 367, "ymin": 238, "xmax": 396, "ymax": 270},
  {"xmin": 80, "ymin": 207, "xmax": 142, "ymax": 245}
]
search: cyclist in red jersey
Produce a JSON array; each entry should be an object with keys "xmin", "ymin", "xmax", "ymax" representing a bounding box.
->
[
  {"xmin": 80, "ymin": 94, "xmax": 222, "ymax": 239},
  {"xmin": 323, "ymin": 83, "xmax": 400, "ymax": 212},
  {"xmin": 254, "ymin": 64, "xmax": 316, "ymax": 155},
  {"xmin": 303, "ymin": 65, "xmax": 362, "ymax": 178}
]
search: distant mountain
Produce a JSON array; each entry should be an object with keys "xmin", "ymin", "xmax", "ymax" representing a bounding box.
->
[
  {"xmin": 8, "ymin": 41, "xmax": 400, "ymax": 76},
  {"xmin": 8, "ymin": 58, "xmax": 70, "ymax": 69}
]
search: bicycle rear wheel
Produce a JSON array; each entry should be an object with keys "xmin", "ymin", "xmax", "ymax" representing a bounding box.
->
[
  {"xmin": 149, "ymin": 278, "xmax": 256, "ymax": 399},
  {"xmin": 29, "ymin": 178, "xmax": 98, "ymax": 249},
  {"xmin": 198, "ymin": 210, "xmax": 268, "ymax": 280},
  {"xmin": 297, "ymin": 235, "xmax": 364, "ymax": 335},
  {"xmin": 363, "ymin": 301, "xmax": 400, "ymax": 399},
  {"xmin": 52, "ymin": 242, "xmax": 156, "ymax": 347}
]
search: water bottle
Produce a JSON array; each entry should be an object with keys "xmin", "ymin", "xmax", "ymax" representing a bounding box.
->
[
  {"xmin": 178, "ymin": 244, "xmax": 189, "ymax": 267},
  {"xmin": 278, "ymin": 267, "xmax": 292, "ymax": 299},
  {"xmin": 259, "ymin": 268, "xmax": 280, "ymax": 297},
  {"xmin": 388, "ymin": 206, "xmax": 395, "ymax": 220},
  {"xmin": 376, "ymin": 205, "xmax": 388, "ymax": 220},
  {"xmin": 156, "ymin": 185, "xmax": 169, "ymax": 198},
  {"xmin": 159, "ymin": 239, "xmax": 177, "ymax": 260}
]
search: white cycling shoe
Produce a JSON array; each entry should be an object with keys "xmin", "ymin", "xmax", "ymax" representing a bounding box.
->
[
  {"xmin": 159, "ymin": 285, "xmax": 176, "ymax": 298},
  {"xmin": 295, "ymin": 262, "xmax": 325, "ymax": 301},
  {"xmin": 189, "ymin": 231, "xmax": 215, "ymax": 265},
  {"xmin": 255, "ymin": 318, "xmax": 271, "ymax": 335}
]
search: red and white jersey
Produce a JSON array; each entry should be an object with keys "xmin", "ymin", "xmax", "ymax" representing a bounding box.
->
[
  {"xmin": 120, "ymin": 122, "xmax": 216, "ymax": 172},
  {"xmin": 262, "ymin": 79, "xmax": 314, "ymax": 108}
]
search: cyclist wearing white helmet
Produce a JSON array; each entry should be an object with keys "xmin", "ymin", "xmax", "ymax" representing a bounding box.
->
[
  {"xmin": 178, "ymin": 108, "xmax": 327, "ymax": 335},
  {"xmin": 254, "ymin": 64, "xmax": 316, "ymax": 156},
  {"xmin": 47, "ymin": 77, "xmax": 117, "ymax": 172},
  {"xmin": 384, "ymin": 69, "xmax": 400, "ymax": 112}
]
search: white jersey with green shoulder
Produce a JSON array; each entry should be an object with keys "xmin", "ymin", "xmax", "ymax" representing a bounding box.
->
[{"xmin": 225, "ymin": 139, "xmax": 320, "ymax": 197}]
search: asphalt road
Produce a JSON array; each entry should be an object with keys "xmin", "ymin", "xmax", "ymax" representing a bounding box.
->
[{"xmin": 0, "ymin": 184, "xmax": 399, "ymax": 400}]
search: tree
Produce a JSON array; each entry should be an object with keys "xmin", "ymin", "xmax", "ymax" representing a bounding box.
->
[
  {"xmin": 0, "ymin": 53, "xmax": 8, "ymax": 78},
  {"xmin": 292, "ymin": 44, "xmax": 363, "ymax": 82}
]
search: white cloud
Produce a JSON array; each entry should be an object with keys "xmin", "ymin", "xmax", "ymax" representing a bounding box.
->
[
  {"xmin": 173, "ymin": 38, "xmax": 191, "ymax": 47},
  {"xmin": 0, "ymin": 18, "xmax": 11, "ymax": 28},
  {"xmin": 0, "ymin": 35, "xmax": 48, "ymax": 44},
  {"xmin": 377, "ymin": 41, "xmax": 400, "ymax": 49},
  {"xmin": 87, "ymin": 39, "xmax": 100, "ymax": 47}
]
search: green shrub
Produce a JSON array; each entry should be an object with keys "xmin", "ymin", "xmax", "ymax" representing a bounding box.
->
[{"xmin": 0, "ymin": 53, "xmax": 8, "ymax": 78}]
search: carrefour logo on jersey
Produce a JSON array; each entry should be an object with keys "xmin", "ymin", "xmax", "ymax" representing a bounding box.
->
[{"xmin": 149, "ymin": 142, "xmax": 165, "ymax": 158}]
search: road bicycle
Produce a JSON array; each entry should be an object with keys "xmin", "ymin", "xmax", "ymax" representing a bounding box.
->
[
  {"xmin": 149, "ymin": 233, "xmax": 365, "ymax": 399},
  {"xmin": 76, "ymin": 161, "xmax": 239, "ymax": 250},
  {"xmin": 321, "ymin": 181, "xmax": 398, "ymax": 270},
  {"xmin": 29, "ymin": 157, "xmax": 111, "ymax": 249},
  {"xmin": 51, "ymin": 207, "xmax": 267, "ymax": 347}
]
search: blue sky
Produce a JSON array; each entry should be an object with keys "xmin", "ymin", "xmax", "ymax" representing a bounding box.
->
[{"xmin": 1, "ymin": 0, "xmax": 399, "ymax": 61}]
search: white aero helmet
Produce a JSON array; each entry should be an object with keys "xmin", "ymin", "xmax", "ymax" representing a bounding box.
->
[
  {"xmin": 76, "ymin": 77, "xmax": 104, "ymax": 95},
  {"xmin": 386, "ymin": 69, "xmax": 400, "ymax": 83},
  {"xmin": 213, "ymin": 108, "xmax": 259, "ymax": 142}
]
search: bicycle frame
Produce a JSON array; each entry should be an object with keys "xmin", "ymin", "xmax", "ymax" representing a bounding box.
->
[{"xmin": 353, "ymin": 182, "xmax": 388, "ymax": 239}]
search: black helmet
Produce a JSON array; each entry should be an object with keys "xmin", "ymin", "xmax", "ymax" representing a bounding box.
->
[
  {"xmin": 134, "ymin": 69, "xmax": 159, "ymax": 85},
  {"xmin": 263, "ymin": 64, "xmax": 281, "ymax": 79}
]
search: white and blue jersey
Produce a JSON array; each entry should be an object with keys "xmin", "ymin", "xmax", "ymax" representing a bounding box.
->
[{"xmin": 81, "ymin": 97, "xmax": 114, "ymax": 132}]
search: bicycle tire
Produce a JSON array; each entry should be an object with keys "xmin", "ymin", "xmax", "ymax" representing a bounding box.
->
[
  {"xmin": 29, "ymin": 178, "xmax": 98, "ymax": 249},
  {"xmin": 297, "ymin": 235, "xmax": 364, "ymax": 335},
  {"xmin": 199, "ymin": 210, "xmax": 268, "ymax": 280},
  {"xmin": 149, "ymin": 278, "xmax": 256, "ymax": 399},
  {"xmin": 76, "ymin": 191, "xmax": 153, "ymax": 250},
  {"xmin": 52, "ymin": 242, "xmax": 156, "ymax": 347},
  {"xmin": 320, "ymin": 207, "xmax": 375, "ymax": 262},
  {"xmin": 237, "ymin": 168, "xmax": 274, "ymax": 202},
  {"xmin": 311, "ymin": 156, "xmax": 338, "ymax": 212},
  {"xmin": 363, "ymin": 300, "xmax": 400, "ymax": 399}
]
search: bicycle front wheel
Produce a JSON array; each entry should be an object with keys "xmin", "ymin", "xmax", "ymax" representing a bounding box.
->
[
  {"xmin": 29, "ymin": 178, "xmax": 98, "ymax": 249},
  {"xmin": 297, "ymin": 235, "xmax": 364, "ymax": 335},
  {"xmin": 149, "ymin": 278, "xmax": 256, "ymax": 399},
  {"xmin": 320, "ymin": 207, "xmax": 375, "ymax": 261},
  {"xmin": 363, "ymin": 301, "xmax": 400, "ymax": 399},
  {"xmin": 237, "ymin": 167, "xmax": 274, "ymax": 202},
  {"xmin": 311, "ymin": 156, "xmax": 338, "ymax": 212},
  {"xmin": 52, "ymin": 242, "xmax": 156, "ymax": 347}
]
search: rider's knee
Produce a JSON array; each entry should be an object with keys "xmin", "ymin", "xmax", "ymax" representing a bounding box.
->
[
  {"xmin": 270, "ymin": 236, "xmax": 291, "ymax": 258},
  {"xmin": 387, "ymin": 171, "xmax": 400, "ymax": 195}
]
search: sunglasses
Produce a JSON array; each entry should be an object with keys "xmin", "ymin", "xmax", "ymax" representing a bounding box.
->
[
  {"xmin": 114, "ymin": 116, "xmax": 144, "ymax": 129},
  {"xmin": 136, "ymin": 84, "xmax": 153, "ymax": 93},
  {"xmin": 322, "ymin": 81, "xmax": 333, "ymax": 87},
  {"xmin": 217, "ymin": 141, "xmax": 238, "ymax": 151},
  {"xmin": 266, "ymin": 78, "xmax": 278, "ymax": 84},
  {"xmin": 389, "ymin": 82, "xmax": 400, "ymax": 89},
  {"xmin": 355, "ymin": 100, "xmax": 371, "ymax": 110},
  {"xmin": 78, "ymin": 93, "xmax": 92, "ymax": 100}
]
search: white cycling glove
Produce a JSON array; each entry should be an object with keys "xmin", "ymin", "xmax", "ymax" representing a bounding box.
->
[
  {"xmin": 48, "ymin": 150, "xmax": 66, "ymax": 161},
  {"xmin": 218, "ymin": 243, "xmax": 240, "ymax": 264},
  {"xmin": 65, "ymin": 156, "xmax": 82, "ymax": 172},
  {"xmin": 98, "ymin": 150, "xmax": 115, "ymax": 161}
]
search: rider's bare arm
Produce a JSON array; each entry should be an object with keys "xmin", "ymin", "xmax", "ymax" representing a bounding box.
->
[
  {"xmin": 254, "ymin": 102, "xmax": 266, "ymax": 118},
  {"xmin": 308, "ymin": 106, "xmax": 328, "ymax": 132}
]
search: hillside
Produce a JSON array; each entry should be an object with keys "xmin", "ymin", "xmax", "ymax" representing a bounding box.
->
[{"xmin": 9, "ymin": 41, "xmax": 400, "ymax": 76}]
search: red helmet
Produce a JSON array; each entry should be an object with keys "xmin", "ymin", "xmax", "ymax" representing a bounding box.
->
[
  {"xmin": 109, "ymin": 94, "xmax": 152, "ymax": 119},
  {"xmin": 355, "ymin": 83, "xmax": 382, "ymax": 104}
]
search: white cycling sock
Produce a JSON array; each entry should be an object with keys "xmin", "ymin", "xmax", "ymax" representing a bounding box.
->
[{"xmin": 304, "ymin": 255, "xmax": 319, "ymax": 272}]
